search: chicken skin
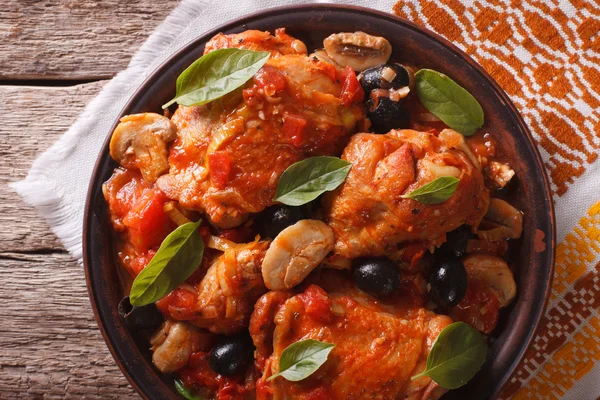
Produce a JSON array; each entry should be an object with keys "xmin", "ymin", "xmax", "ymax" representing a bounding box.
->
[
  {"xmin": 157, "ymin": 240, "xmax": 270, "ymax": 335},
  {"xmin": 250, "ymin": 272, "xmax": 452, "ymax": 400},
  {"xmin": 324, "ymin": 129, "xmax": 490, "ymax": 259},
  {"xmin": 157, "ymin": 29, "xmax": 366, "ymax": 228}
]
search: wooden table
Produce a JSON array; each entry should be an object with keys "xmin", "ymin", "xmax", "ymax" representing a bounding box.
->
[{"xmin": 0, "ymin": 1, "xmax": 180, "ymax": 397}]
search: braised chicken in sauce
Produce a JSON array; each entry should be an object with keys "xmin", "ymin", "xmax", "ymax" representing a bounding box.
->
[
  {"xmin": 104, "ymin": 28, "xmax": 523, "ymax": 400},
  {"xmin": 155, "ymin": 28, "xmax": 365, "ymax": 228}
]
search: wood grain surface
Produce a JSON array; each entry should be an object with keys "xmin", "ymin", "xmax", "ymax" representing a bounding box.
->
[
  {"xmin": 0, "ymin": 0, "xmax": 179, "ymax": 397},
  {"xmin": 1, "ymin": 0, "xmax": 180, "ymax": 80}
]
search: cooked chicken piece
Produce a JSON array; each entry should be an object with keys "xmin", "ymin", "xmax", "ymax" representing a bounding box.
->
[
  {"xmin": 251, "ymin": 272, "xmax": 452, "ymax": 400},
  {"xmin": 160, "ymin": 240, "xmax": 269, "ymax": 335},
  {"xmin": 204, "ymin": 28, "xmax": 308, "ymax": 57},
  {"xmin": 156, "ymin": 29, "xmax": 366, "ymax": 228},
  {"xmin": 324, "ymin": 129, "xmax": 490, "ymax": 259},
  {"xmin": 150, "ymin": 320, "xmax": 206, "ymax": 373},
  {"xmin": 249, "ymin": 291, "xmax": 292, "ymax": 372},
  {"xmin": 110, "ymin": 113, "xmax": 177, "ymax": 183}
]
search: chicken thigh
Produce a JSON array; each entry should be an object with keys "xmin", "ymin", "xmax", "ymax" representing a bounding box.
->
[
  {"xmin": 324, "ymin": 129, "xmax": 490, "ymax": 259},
  {"xmin": 157, "ymin": 29, "xmax": 366, "ymax": 228},
  {"xmin": 158, "ymin": 240, "xmax": 270, "ymax": 335},
  {"xmin": 250, "ymin": 272, "xmax": 452, "ymax": 400}
]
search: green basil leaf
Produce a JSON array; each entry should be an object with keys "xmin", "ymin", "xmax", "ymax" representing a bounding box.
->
[
  {"xmin": 415, "ymin": 69, "xmax": 484, "ymax": 136},
  {"xmin": 163, "ymin": 48, "xmax": 270, "ymax": 108},
  {"xmin": 411, "ymin": 322, "xmax": 487, "ymax": 389},
  {"xmin": 267, "ymin": 339, "xmax": 335, "ymax": 382},
  {"xmin": 130, "ymin": 220, "xmax": 203, "ymax": 306},
  {"xmin": 174, "ymin": 379, "xmax": 203, "ymax": 400},
  {"xmin": 401, "ymin": 176, "xmax": 459, "ymax": 204},
  {"xmin": 274, "ymin": 156, "xmax": 352, "ymax": 206}
]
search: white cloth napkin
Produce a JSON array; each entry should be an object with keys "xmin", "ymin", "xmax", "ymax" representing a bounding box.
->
[{"xmin": 11, "ymin": 0, "xmax": 395, "ymax": 261}]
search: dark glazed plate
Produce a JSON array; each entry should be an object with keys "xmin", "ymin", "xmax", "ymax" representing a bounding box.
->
[{"xmin": 83, "ymin": 4, "xmax": 555, "ymax": 400}]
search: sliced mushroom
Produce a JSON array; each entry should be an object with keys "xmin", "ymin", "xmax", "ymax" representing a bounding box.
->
[
  {"xmin": 478, "ymin": 198, "xmax": 523, "ymax": 241},
  {"xmin": 323, "ymin": 32, "xmax": 392, "ymax": 72},
  {"xmin": 261, "ymin": 220, "xmax": 334, "ymax": 290},
  {"xmin": 462, "ymin": 253, "xmax": 516, "ymax": 307},
  {"xmin": 109, "ymin": 113, "xmax": 177, "ymax": 183},
  {"xmin": 150, "ymin": 320, "xmax": 204, "ymax": 373}
]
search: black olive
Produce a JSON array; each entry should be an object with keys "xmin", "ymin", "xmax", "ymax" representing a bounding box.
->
[
  {"xmin": 118, "ymin": 296, "xmax": 164, "ymax": 330},
  {"xmin": 437, "ymin": 225, "xmax": 476, "ymax": 259},
  {"xmin": 358, "ymin": 64, "xmax": 410, "ymax": 95},
  {"xmin": 428, "ymin": 259, "xmax": 467, "ymax": 307},
  {"xmin": 255, "ymin": 205, "xmax": 308, "ymax": 239},
  {"xmin": 209, "ymin": 334, "xmax": 255, "ymax": 377},
  {"xmin": 366, "ymin": 96, "xmax": 410, "ymax": 133},
  {"xmin": 352, "ymin": 257, "xmax": 401, "ymax": 296}
]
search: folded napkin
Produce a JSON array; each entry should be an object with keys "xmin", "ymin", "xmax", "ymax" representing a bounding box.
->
[{"xmin": 13, "ymin": 0, "xmax": 600, "ymax": 399}]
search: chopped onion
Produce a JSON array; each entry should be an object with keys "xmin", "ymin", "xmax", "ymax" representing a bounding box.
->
[{"xmin": 381, "ymin": 66, "xmax": 397, "ymax": 83}]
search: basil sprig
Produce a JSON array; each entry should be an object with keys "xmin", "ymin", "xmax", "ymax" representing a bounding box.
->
[
  {"xmin": 129, "ymin": 220, "xmax": 204, "ymax": 306},
  {"xmin": 267, "ymin": 339, "xmax": 335, "ymax": 382},
  {"xmin": 174, "ymin": 379, "xmax": 203, "ymax": 400},
  {"xmin": 163, "ymin": 48, "xmax": 270, "ymax": 109},
  {"xmin": 411, "ymin": 322, "xmax": 487, "ymax": 389},
  {"xmin": 401, "ymin": 176, "xmax": 460, "ymax": 204},
  {"xmin": 274, "ymin": 156, "xmax": 352, "ymax": 206},
  {"xmin": 415, "ymin": 69, "xmax": 484, "ymax": 136}
]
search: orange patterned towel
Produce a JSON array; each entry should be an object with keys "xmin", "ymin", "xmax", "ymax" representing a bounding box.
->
[{"xmin": 393, "ymin": 1, "xmax": 600, "ymax": 399}]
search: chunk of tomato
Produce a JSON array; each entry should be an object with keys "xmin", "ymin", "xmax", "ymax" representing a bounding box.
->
[
  {"xmin": 299, "ymin": 285, "xmax": 333, "ymax": 324},
  {"xmin": 283, "ymin": 113, "xmax": 308, "ymax": 148},
  {"xmin": 208, "ymin": 151, "xmax": 231, "ymax": 189},
  {"xmin": 123, "ymin": 188, "xmax": 174, "ymax": 253},
  {"xmin": 254, "ymin": 65, "xmax": 287, "ymax": 96},
  {"xmin": 339, "ymin": 66, "xmax": 364, "ymax": 105}
]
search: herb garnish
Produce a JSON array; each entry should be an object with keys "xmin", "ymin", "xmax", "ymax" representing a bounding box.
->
[
  {"xmin": 174, "ymin": 379, "xmax": 203, "ymax": 400},
  {"xmin": 411, "ymin": 322, "xmax": 487, "ymax": 389},
  {"xmin": 267, "ymin": 339, "xmax": 335, "ymax": 382},
  {"xmin": 401, "ymin": 176, "xmax": 460, "ymax": 204},
  {"xmin": 163, "ymin": 48, "xmax": 270, "ymax": 109},
  {"xmin": 274, "ymin": 156, "xmax": 352, "ymax": 206},
  {"xmin": 129, "ymin": 220, "xmax": 204, "ymax": 306},
  {"xmin": 415, "ymin": 69, "xmax": 484, "ymax": 136}
]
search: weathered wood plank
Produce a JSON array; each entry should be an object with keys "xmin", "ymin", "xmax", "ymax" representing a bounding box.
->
[
  {"xmin": 1, "ymin": 0, "xmax": 180, "ymax": 80},
  {"xmin": 0, "ymin": 252, "xmax": 138, "ymax": 399},
  {"xmin": 0, "ymin": 81, "xmax": 106, "ymax": 252}
]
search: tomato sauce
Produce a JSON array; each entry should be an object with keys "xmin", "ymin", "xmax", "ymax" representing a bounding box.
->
[
  {"xmin": 180, "ymin": 352, "xmax": 254, "ymax": 400},
  {"xmin": 451, "ymin": 279, "xmax": 501, "ymax": 334}
]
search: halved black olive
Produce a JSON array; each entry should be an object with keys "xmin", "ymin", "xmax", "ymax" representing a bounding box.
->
[
  {"xmin": 428, "ymin": 258, "xmax": 468, "ymax": 307},
  {"xmin": 255, "ymin": 204, "xmax": 309, "ymax": 239},
  {"xmin": 437, "ymin": 225, "xmax": 476, "ymax": 259},
  {"xmin": 358, "ymin": 63, "xmax": 410, "ymax": 95},
  {"xmin": 366, "ymin": 96, "xmax": 410, "ymax": 133},
  {"xmin": 352, "ymin": 257, "xmax": 401, "ymax": 296},
  {"xmin": 209, "ymin": 333, "xmax": 255, "ymax": 377},
  {"xmin": 118, "ymin": 296, "xmax": 164, "ymax": 330}
]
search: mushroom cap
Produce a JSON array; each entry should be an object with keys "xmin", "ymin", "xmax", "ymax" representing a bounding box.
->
[
  {"xmin": 109, "ymin": 112, "xmax": 177, "ymax": 183},
  {"xmin": 261, "ymin": 219, "xmax": 335, "ymax": 290},
  {"xmin": 324, "ymin": 31, "xmax": 392, "ymax": 72},
  {"xmin": 462, "ymin": 253, "xmax": 516, "ymax": 307}
]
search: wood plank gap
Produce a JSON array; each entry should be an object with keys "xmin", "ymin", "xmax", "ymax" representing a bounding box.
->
[{"xmin": 0, "ymin": 78, "xmax": 106, "ymax": 87}]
